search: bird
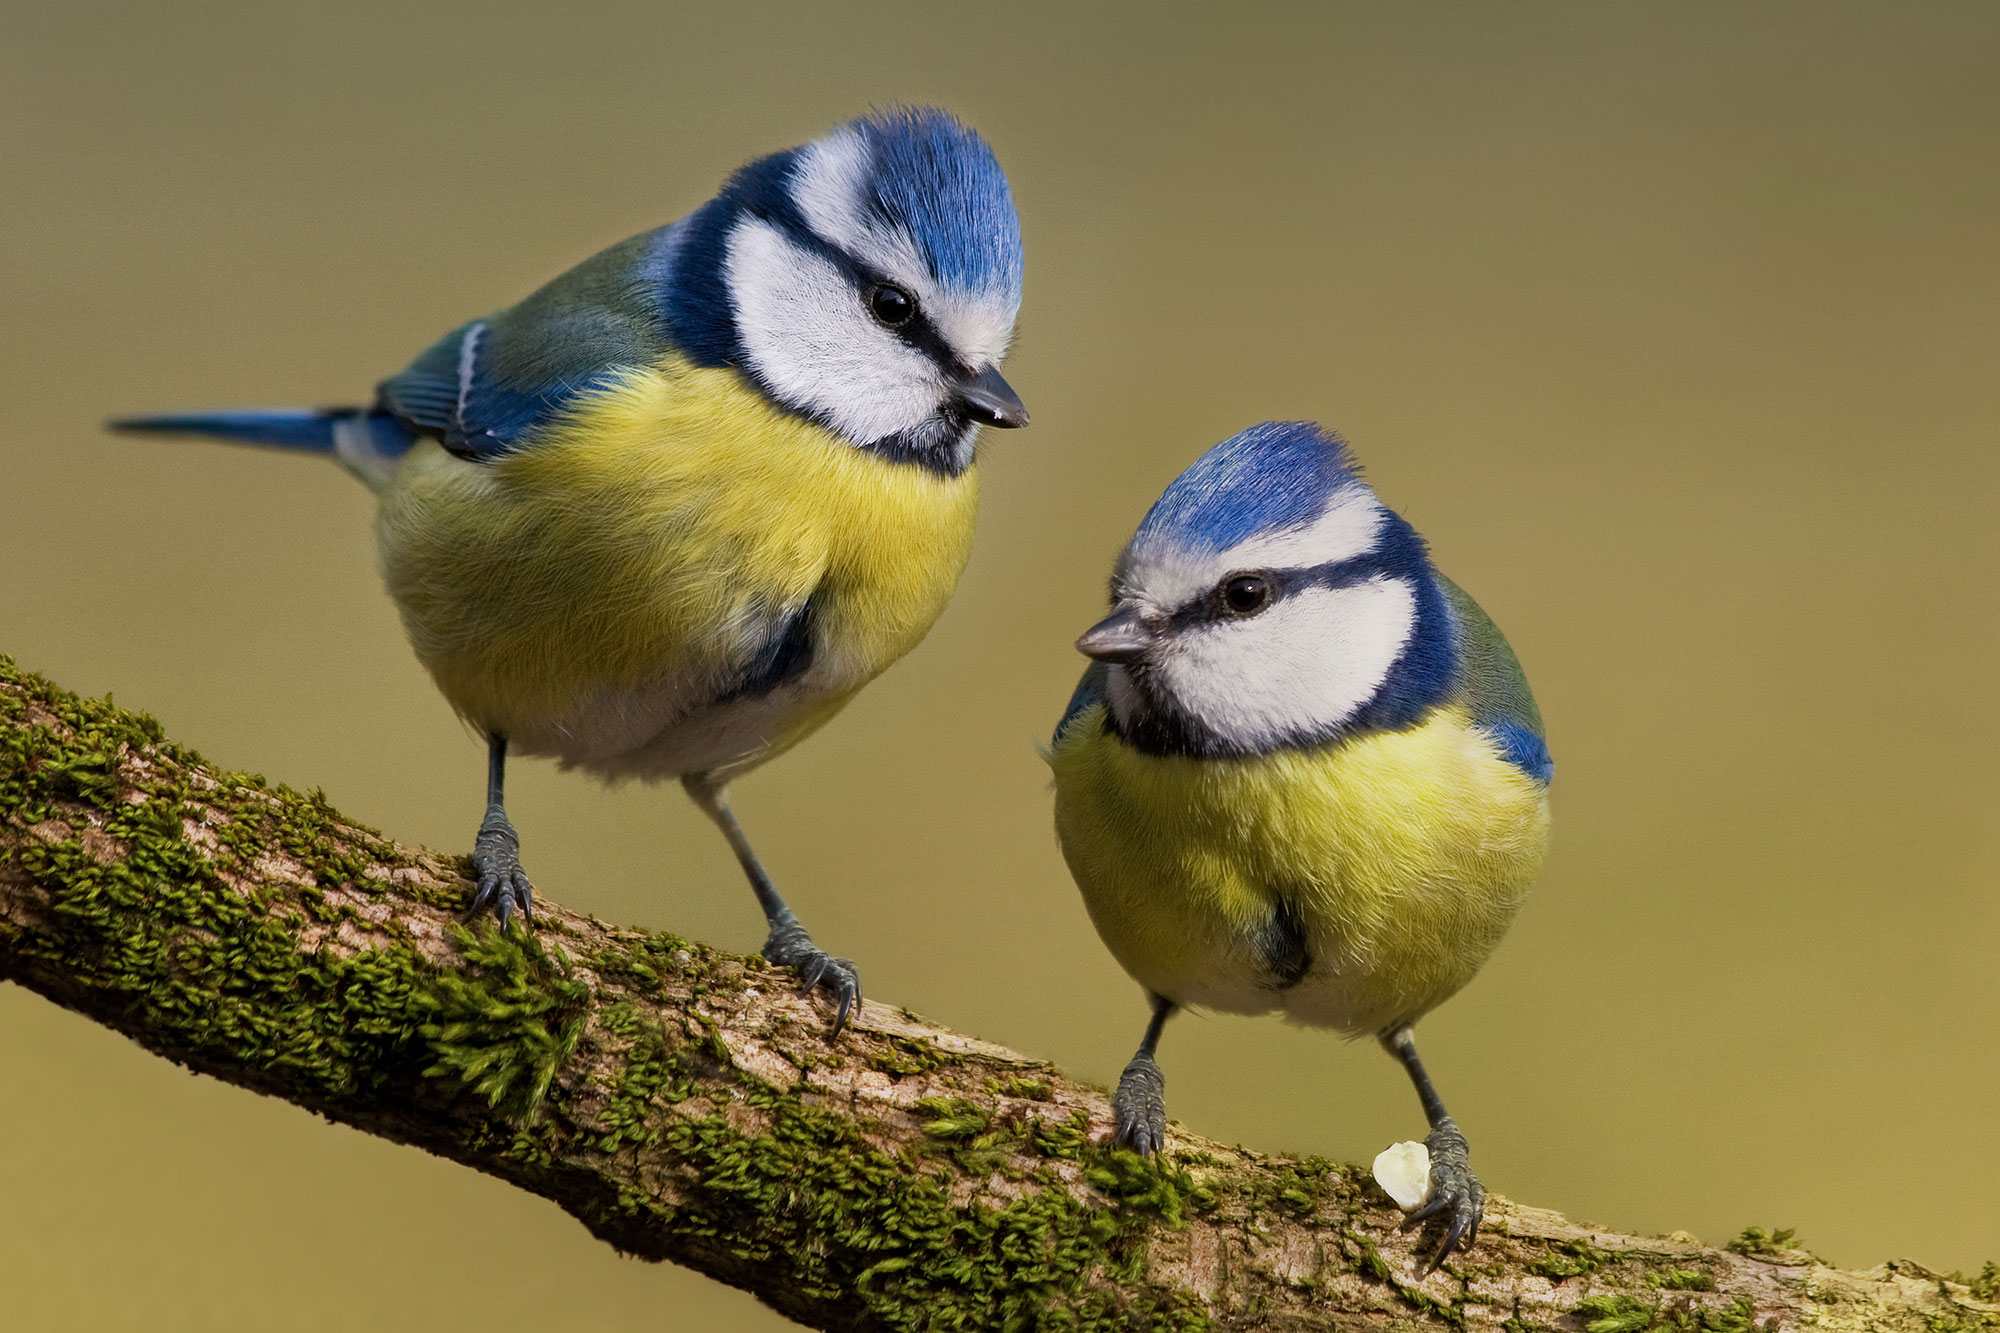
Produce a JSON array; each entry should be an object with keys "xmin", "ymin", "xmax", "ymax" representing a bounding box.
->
[
  {"xmin": 1046, "ymin": 420, "xmax": 1551, "ymax": 1265},
  {"xmin": 112, "ymin": 106, "xmax": 1028, "ymax": 1034}
]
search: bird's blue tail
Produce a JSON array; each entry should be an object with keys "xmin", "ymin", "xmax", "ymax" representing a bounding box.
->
[{"xmin": 109, "ymin": 408, "xmax": 418, "ymax": 491}]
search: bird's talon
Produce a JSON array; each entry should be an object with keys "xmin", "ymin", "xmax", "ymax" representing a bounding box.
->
[
  {"xmin": 1407, "ymin": 1119, "xmax": 1484, "ymax": 1268},
  {"xmin": 762, "ymin": 926, "xmax": 861, "ymax": 1035},
  {"xmin": 468, "ymin": 818, "xmax": 533, "ymax": 929},
  {"xmin": 1112, "ymin": 1052, "xmax": 1167, "ymax": 1155},
  {"xmin": 797, "ymin": 955, "xmax": 830, "ymax": 994}
]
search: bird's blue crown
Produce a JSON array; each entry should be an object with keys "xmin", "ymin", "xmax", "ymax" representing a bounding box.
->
[
  {"xmin": 851, "ymin": 106, "xmax": 1023, "ymax": 299},
  {"xmin": 1131, "ymin": 421, "xmax": 1367, "ymax": 559}
]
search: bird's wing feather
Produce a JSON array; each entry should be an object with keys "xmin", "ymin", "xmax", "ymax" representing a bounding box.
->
[
  {"xmin": 375, "ymin": 225, "xmax": 681, "ymax": 461},
  {"xmin": 1439, "ymin": 574, "xmax": 1552, "ymax": 782},
  {"xmin": 1053, "ymin": 660, "xmax": 1111, "ymax": 746}
]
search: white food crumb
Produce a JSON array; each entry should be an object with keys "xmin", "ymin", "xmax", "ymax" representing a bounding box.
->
[{"xmin": 1372, "ymin": 1140, "xmax": 1432, "ymax": 1210}]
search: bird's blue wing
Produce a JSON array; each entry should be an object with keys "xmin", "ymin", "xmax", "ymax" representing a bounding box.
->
[
  {"xmin": 372, "ymin": 320, "xmax": 484, "ymax": 444},
  {"xmin": 1440, "ymin": 575, "xmax": 1553, "ymax": 784},
  {"xmin": 375, "ymin": 225, "xmax": 680, "ymax": 461},
  {"xmin": 373, "ymin": 318, "xmax": 588, "ymax": 459},
  {"xmin": 1053, "ymin": 660, "xmax": 1112, "ymax": 746}
]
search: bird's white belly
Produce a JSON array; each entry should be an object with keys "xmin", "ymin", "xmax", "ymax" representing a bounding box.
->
[
  {"xmin": 1117, "ymin": 927, "xmax": 1394, "ymax": 1033},
  {"xmin": 504, "ymin": 656, "xmax": 860, "ymax": 784}
]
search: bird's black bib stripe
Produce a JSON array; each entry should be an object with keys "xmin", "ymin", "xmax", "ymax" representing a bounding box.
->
[
  {"xmin": 717, "ymin": 587, "xmax": 824, "ymax": 703},
  {"xmin": 1257, "ymin": 896, "xmax": 1314, "ymax": 991}
]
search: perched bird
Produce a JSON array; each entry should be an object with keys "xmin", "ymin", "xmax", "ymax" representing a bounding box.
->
[
  {"xmin": 113, "ymin": 107, "xmax": 1027, "ymax": 1032},
  {"xmin": 1047, "ymin": 421, "xmax": 1551, "ymax": 1263}
]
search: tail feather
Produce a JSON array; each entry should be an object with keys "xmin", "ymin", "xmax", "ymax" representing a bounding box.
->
[
  {"xmin": 110, "ymin": 408, "xmax": 348, "ymax": 451},
  {"xmin": 109, "ymin": 407, "xmax": 418, "ymax": 491}
]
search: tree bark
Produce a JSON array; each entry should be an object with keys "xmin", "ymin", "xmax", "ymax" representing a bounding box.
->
[{"xmin": 1, "ymin": 654, "xmax": 1993, "ymax": 1332}]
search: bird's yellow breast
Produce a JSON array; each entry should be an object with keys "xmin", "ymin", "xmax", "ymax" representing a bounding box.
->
[
  {"xmin": 374, "ymin": 355, "xmax": 978, "ymax": 771},
  {"xmin": 1049, "ymin": 703, "xmax": 1550, "ymax": 1034}
]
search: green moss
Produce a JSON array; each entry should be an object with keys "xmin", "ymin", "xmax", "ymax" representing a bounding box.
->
[
  {"xmin": 1581, "ymin": 1293, "xmax": 1760, "ymax": 1333},
  {"xmin": 1925, "ymin": 1265, "xmax": 2000, "ymax": 1333},
  {"xmin": 1577, "ymin": 1295, "xmax": 1658, "ymax": 1333},
  {"xmin": 1030, "ymin": 1108, "xmax": 1093, "ymax": 1160},
  {"xmin": 1692, "ymin": 1296, "xmax": 1757, "ymax": 1333},
  {"xmin": 580, "ymin": 928, "xmax": 698, "ymax": 993},
  {"xmin": 1236, "ymin": 1155, "xmax": 1350, "ymax": 1222},
  {"xmin": 1927, "ymin": 1310, "xmax": 2000, "ymax": 1333},
  {"xmin": 1330, "ymin": 1225, "xmax": 1477, "ymax": 1326},
  {"xmin": 990, "ymin": 1075, "xmax": 1055, "ymax": 1101},
  {"xmin": 419, "ymin": 923, "xmax": 590, "ymax": 1119},
  {"xmin": 870, "ymin": 1036, "xmax": 952, "ymax": 1078},
  {"xmin": 1347, "ymin": 1232, "xmax": 1394, "ymax": 1283},
  {"xmin": 580, "ymin": 1001, "xmax": 697, "ymax": 1154},
  {"xmin": 0, "ymin": 657, "xmax": 439, "ymax": 1103},
  {"xmin": 1082, "ymin": 1147, "xmax": 1193, "ymax": 1226},
  {"xmin": 691, "ymin": 1012, "xmax": 733, "ymax": 1064},
  {"xmin": 906, "ymin": 1094, "xmax": 1021, "ymax": 1176},
  {"xmin": 917, "ymin": 1095, "xmax": 994, "ymax": 1140},
  {"xmin": 627, "ymin": 1078, "xmax": 1213, "ymax": 1330},
  {"xmin": 1530, "ymin": 1238, "xmax": 1607, "ymax": 1280},
  {"xmin": 1725, "ymin": 1226, "xmax": 1799, "ymax": 1257}
]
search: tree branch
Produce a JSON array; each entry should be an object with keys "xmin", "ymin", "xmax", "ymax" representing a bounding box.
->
[{"xmin": 1, "ymin": 654, "xmax": 1992, "ymax": 1331}]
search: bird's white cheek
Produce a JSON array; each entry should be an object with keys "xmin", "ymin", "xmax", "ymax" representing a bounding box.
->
[
  {"xmin": 724, "ymin": 218, "xmax": 941, "ymax": 443},
  {"xmin": 1158, "ymin": 578, "xmax": 1417, "ymax": 748}
]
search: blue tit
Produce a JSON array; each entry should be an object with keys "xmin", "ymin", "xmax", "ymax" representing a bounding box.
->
[
  {"xmin": 112, "ymin": 107, "xmax": 1027, "ymax": 1032},
  {"xmin": 1047, "ymin": 421, "xmax": 1551, "ymax": 1263}
]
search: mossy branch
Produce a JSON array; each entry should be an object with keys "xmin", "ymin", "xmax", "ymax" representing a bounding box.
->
[{"xmin": 2, "ymin": 654, "xmax": 1993, "ymax": 1332}]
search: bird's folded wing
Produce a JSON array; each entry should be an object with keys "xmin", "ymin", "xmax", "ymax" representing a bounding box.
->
[
  {"xmin": 374, "ymin": 225, "xmax": 681, "ymax": 462},
  {"xmin": 1439, "ymin": 575, "xmax": 1553, "ymax": 783}
]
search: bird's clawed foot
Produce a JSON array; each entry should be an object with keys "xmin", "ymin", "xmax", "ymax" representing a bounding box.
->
[
  {"xmin": 1112, "ymin": 1052, "xmax": 1168, "ymax": 1155},
  {"xmin": 1400, "ymin": 1116, "xmax": 1484, "ymax": 1272},
  {"xmin": 762, "ymin": 913, "xmax": 861, "ymax": 1036},
  {"xmin": 468, "ymin": 811, "xmax": 533, "ymax": 929}
]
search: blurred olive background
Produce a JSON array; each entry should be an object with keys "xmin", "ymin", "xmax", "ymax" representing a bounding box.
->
[{"xmin": 4, "ymin": 2, "xmax": 1997, "ymax": 1328}]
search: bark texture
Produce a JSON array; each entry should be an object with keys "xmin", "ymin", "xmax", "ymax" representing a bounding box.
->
[{"xmin": 2, "ymin": 655, "xmax": 1994, "ymax": 1332}]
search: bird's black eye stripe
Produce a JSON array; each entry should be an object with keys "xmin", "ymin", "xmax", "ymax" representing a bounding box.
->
[
  {"xmin": 1209, "ymin": 557, "xmax": 1387, "ymax": 621},
  {"xmin": 850, "ymin": 267, "xmax": 960, "ymax": 369},
  {"xmin": 866, "ymin": 283, "xmax": 916, "ymax": 328},
  {"xmin": 1165, "ymin": 557, "xmax": 1390, "ymax": 630}
]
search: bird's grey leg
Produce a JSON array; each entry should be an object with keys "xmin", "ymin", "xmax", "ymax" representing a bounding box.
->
[
  {"xmin": 1112, "ymin": 994, "xmax": 1176, "ymax": 1154},
  {"xmin": 468, "ymin": 733, "xmax": 533, "ymax": 928},
  {"xmin": 682, "ymin": 773, "xmax": 860, "ymax": 1036},
  {"xmin": 1380, "ymin": 1023, "xmax": 1483, "ymax": 1270}
]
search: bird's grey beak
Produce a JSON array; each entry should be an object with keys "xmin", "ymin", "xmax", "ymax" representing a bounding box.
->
[
  {"xmin": 952, "ymin": 365, "xmax": 1029, "ymax": 428},
  {"xmin": 1076, "ymin": 606, "xmax": 1155, "ymax": 664}
]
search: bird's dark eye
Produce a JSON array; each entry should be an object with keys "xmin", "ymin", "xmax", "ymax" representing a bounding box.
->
[
  {"xmin": 867, "ymin": 283, "xmax": 916, "ymax": 328},
  {"xmin": 1220, "ymin": 574, "xmax": 1271, "ymax": 616}
]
